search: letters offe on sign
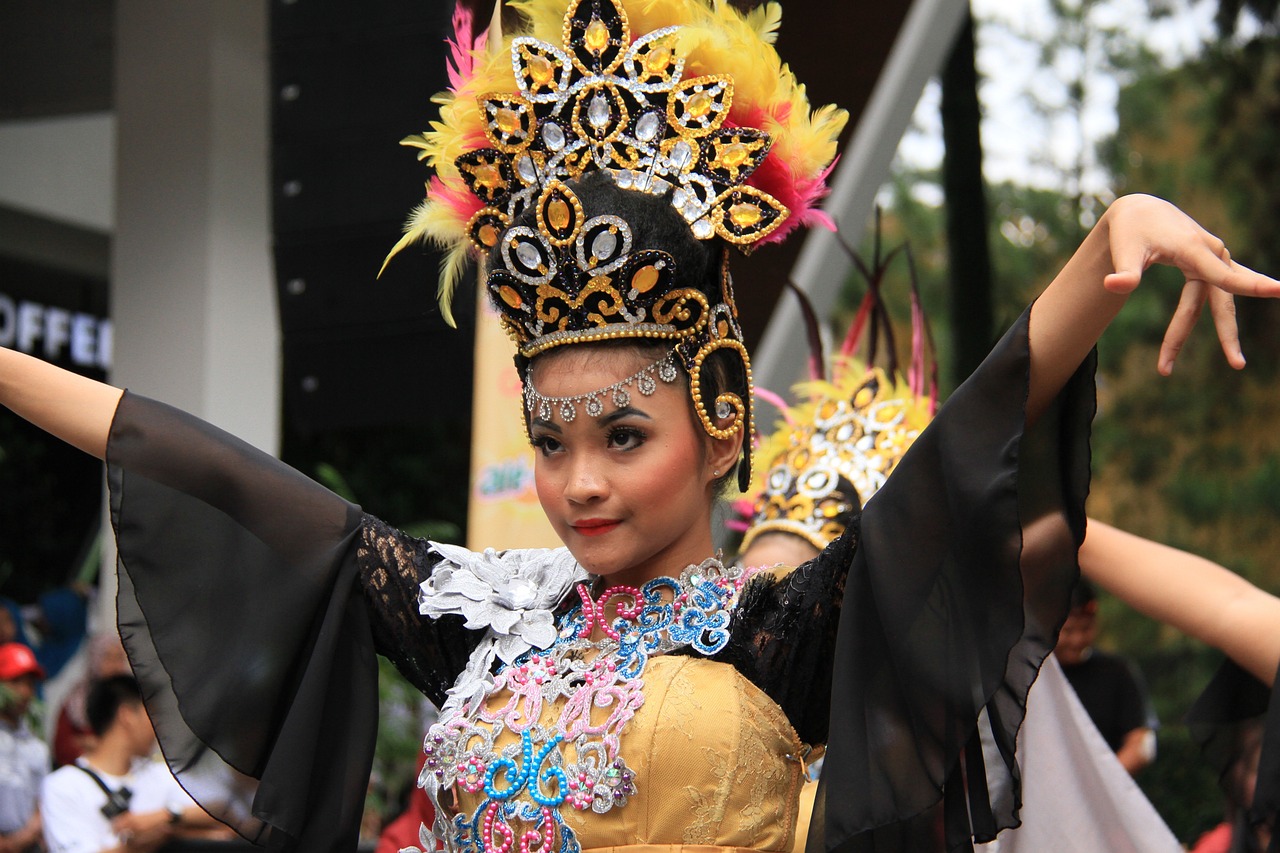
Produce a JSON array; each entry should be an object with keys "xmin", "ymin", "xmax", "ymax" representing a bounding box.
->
[{"xmin": 0, "ymin": 293, "xmax": 112, "ymax": 370}]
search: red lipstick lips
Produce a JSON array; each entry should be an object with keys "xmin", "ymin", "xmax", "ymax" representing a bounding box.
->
[{"xmin": 571, "ymin": 518, "xmax": 621, "ymax": 537}]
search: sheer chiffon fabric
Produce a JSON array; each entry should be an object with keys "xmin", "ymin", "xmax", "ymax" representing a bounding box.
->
[
  {"xmin": 105, "ymin": 306, "xmax": 1093, "ymax": 852},
  {"xmin": 806, "ymin": 307, "xmax": 1094, "ymax": 853},
  {"xmin": 108, "ymin": 399, "xmax": 376, "ymax": 851},
  {"xmin": 1187, "ymin": 659, "xmax": 1280, "ymax": 853}
]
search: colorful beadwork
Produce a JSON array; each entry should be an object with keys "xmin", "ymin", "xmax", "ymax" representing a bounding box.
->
[{"xmin": 419, "ymin": 556, "xmax": 749, "ymax": 853}]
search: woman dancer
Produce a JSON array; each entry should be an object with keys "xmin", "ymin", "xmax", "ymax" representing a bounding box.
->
[{"xmin": 1, "ymin": 1, "xmax": 1276, "ymax": 851}]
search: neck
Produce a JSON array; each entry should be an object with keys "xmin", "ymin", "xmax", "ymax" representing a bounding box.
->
[{"xmin": 83, "ymin": 734, "xmax": 134, "ymax": 777}]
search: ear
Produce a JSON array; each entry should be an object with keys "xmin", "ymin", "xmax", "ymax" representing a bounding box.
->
[{"xmin": 706, "ymin": 426, "xmax": 745, "ymax": 482}]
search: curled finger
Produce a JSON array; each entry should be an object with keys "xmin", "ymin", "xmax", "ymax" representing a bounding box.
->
[
  {"xmin": 1208, "ymin": 286, "xmax": 1244, "ymax": 369},
  {"xmin": 1158, "ymin": 280, "xmax": 1207, "ymax": 376}
]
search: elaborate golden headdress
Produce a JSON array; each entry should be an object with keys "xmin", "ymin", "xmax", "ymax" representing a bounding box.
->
[
  {"xmin": 386, "ymin": 0, "xmax": 845, "ymax": 487},
  {"xmin": 737, "ymin": 278, "xmax": 937, "ymax": 554}
]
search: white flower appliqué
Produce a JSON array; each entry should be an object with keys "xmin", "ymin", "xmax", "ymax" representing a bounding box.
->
[{"xmin": 419, "ymin": 542, "xmax": 588, "ymax": 718}]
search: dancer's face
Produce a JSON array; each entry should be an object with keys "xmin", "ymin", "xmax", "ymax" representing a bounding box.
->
[
  {"xmin": 739, "ymin": 531, "xmax": 820, "ymax": 570},
  {"xmin": 528, "ymin": 345, "xmax": 738, "ymax": 587}
]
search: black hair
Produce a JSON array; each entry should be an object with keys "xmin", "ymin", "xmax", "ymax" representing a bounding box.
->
[{"xmin": 86, "ymin": 674, "xmax": 143, "ymax": 737}]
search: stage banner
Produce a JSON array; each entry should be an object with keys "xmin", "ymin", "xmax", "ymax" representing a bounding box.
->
[{"xmin": 467, "ymin": 286, "xmax": 560, "ymax": 550}]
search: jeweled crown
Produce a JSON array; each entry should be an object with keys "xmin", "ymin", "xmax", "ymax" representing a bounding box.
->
[
  {"xmin": 742, "ymin": 366, "xmax": 933, "ymax": 553},
  {"xmin": 388, "ymin": 0, "xmax": 844, "ymax": 479}
]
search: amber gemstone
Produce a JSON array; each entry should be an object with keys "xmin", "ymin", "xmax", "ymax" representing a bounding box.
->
[
  {"xmin": 720, "ymin": 141, "xmax": 749, "ymax": 169},
  {"xmin": 499, "ymin": 285, "xmax": 522, "ymax": 308},
  {"xmin": 474, "ymin": 163, "xmax": 503, "ymax": 190},
  {"xmin": 528, "ymin": 54, "xmax": 555, "ymax": 86},
  {"xmin": 686, "ymin": 91, "xmax": 712, "ymax": 119},
  {"xmin": 632, "ymin": 265, "xmax": 660, "ymax": 292},
  {"xmin": 547, "ymin": 198, "xmax": 572, "ymax": 230},
  {"xmin": 477, "ymin": 223, "xmax": 498, "ymax": 247},
  {"xmin": 644, "ymin": 45, "xmax": 671, "ymax": 75},
  {"xmin": 494, "ymin": 107, "xmax": 521, "ymax": 135},
  {"xmin": 728, "ymin": 202, "xmax": 762, "ymax": 228},
  {"xmin": 584, "ymin": 18, "xmax": 609, "ymax": 53}
]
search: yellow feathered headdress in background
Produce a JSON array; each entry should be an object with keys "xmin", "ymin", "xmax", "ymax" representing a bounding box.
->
[{"xmin": 737, "ymin": 272, "xmax": 938, "ymax": 555}]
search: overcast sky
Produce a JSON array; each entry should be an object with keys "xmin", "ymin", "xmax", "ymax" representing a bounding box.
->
[{"xmin": 896, "ymin": 0, "xmax": 1236, "ymax": 198}]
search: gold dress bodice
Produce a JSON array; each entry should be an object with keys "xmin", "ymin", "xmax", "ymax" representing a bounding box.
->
[
  {"xmin": 450, "ymin": 655, "xmax": 805, "ymax": 852},
  {"xmin": 420, "ymin": 559, "xmax": 809, "ymax": 853}
]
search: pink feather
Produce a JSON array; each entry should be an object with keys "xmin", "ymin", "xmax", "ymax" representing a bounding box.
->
[
  {"xmin": 753, "ymin": 387, "xmax": 796, "ymax": 425},
  {"xmin": 445, "ymin": 3, "xmax": 487, "ymax": 92},
  {"xmin": 429, "ymin": 174, "xmax": 485, "ymax": 225}
]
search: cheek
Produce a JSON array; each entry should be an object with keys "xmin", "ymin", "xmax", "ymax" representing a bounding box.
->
[{"xmin": 533, "ymin": 458, "xmax": 557, "ymax": 509}]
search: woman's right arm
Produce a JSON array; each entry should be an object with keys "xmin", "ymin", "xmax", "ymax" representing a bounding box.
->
[
  {"xmin": 1079, "ymin": 519, "xmax": 1280, "ymax": 685},
  {"xmin": 0, "ymin": 347, "xmax": 122, "ymax": 459}
]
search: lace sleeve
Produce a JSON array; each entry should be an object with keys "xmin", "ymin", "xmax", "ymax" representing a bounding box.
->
[
  {"xmin": 355, "ymin": 516, "xmax": 484, "ymax": 708},
  {"xmin": 718, "ymin": 521, "xmax": 857, "ymax": 748}
]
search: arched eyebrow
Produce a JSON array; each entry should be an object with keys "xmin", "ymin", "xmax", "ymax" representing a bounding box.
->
[{"xmin": 601, "ymin": 406, "xmax": 652, "ymax": 425}]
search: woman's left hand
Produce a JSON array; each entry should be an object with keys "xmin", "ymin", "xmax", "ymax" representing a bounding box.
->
[
  {"xmin": 1026, "ymin": 193, "xmax": 1280, "ymax": 423},
  {"xmin": 1101, "ymin": 193, "xmax": 1280, "ymax": 375}
]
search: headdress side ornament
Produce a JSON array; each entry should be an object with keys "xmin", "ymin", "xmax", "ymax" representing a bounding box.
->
[
  {"xmin": 738, "ymin": 251, "xmax": 939, "ymax": 554},
  {"xmin": 385, "ymin": 0, "xmax": 845, "ymax": 489}
]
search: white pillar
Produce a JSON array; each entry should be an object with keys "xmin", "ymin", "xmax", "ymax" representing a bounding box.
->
[{"xmin": 103, "ymin": 1, "xmax": 276, "ymax": 622}]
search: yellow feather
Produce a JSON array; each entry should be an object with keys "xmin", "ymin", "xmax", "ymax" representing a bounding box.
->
[
  {"xmin": 744, "ymin": 2, "xmax": 782, "ymax": 45},
  {"xmin": 436, "ymin": 242, "xmax": 473, "ymax": 328}
]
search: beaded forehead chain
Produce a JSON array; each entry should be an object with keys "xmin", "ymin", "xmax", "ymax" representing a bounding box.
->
[
  {"xmin": 524, "ymin": 349, "xmax": 680, "ymax": 423},
  {"xmin": 386, "ymin": 0, "xmax": 845, "ymax": 487}
]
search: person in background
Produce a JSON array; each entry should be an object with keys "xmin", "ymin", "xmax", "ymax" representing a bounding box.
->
[
  {"xmin": 1079, "ymin": 521, "xmax": 1280, "ymax": 851},
  {"xmin": 0, "ymin": 643, "xmax": 47, "ymax": 852},
  {"xmin": 39, "ymin": 675, "xmax": 229, "ymax": 853},
  {"xmin": 736, "ymin": 348, "xmax": 935, "ymax": 850},
  {"xmin": 49, "ymin": 635, "xmax": 130, "ymax": 769},
  {"xmin": 1054, "ymin": 577, "xmax": 1157, "ymax": 775},
  {"xmin": 736, "ymin": 286, "xmax": 1179, "ymax": 852}
]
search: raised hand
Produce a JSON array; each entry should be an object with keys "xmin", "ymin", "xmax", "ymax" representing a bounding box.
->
[{"xmin": 1100, "ymin": 193, "xmax": 1280, "ymax": 375}]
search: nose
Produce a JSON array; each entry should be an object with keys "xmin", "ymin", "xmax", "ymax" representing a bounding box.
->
[{"xmin": 563, "ymin": 452, "xmax": 607, "ymax": 505}]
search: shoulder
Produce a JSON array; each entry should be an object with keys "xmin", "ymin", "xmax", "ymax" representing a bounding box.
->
[{"xmin": 40, "ymin": 763, "xmax": 100, "ymax": 806}]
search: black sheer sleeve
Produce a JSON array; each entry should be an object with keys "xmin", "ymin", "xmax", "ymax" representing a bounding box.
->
[
  {"xmin": 109, "ymin": 392, "xmax": 379, "ymax": 852},
  {"xmin": 802, "ymin": 305, "xmax": 1095, "ymax": 853},
  {"xmin": 1187, "ymin": 658, "xmax": 1280, "ymax": 852},
  {"xmin": 356, "ymin": 516, "xmax": 485, "ymax": 708}
]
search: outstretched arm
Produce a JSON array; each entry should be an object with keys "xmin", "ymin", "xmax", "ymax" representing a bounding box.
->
[
  {"xmin": 0, "ymin": 346, "xmax": 123, "ymax": 459},
  {"xmin": 1026, "ymin": 194, "xmax": 1279, "ymax": 423},
  {"xmin": 1079, "ymin": 519, "xmax": 1280, "ymax": 686}
]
